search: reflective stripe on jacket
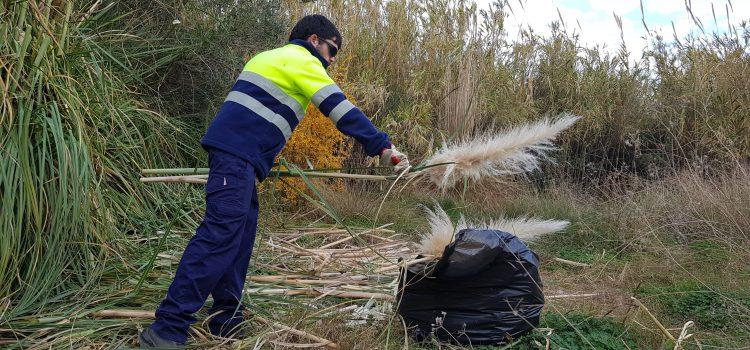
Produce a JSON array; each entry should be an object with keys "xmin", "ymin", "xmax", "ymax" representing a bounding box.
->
[{"xmin": 201, "ymin": 40, "xmax": 391, "ymax": 181}]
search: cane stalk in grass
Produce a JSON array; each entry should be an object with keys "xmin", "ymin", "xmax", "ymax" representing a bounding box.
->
[
  {"xmin": 141, "ymin": 114, "xmax": 580, "ymax": 191},
  {"xmin": 141, "ymin": 166, "xmax": 393, "ymax": 175},
  {"xmin": 140, "ymin": 170, "xmax": 394, "ymax": 183}
]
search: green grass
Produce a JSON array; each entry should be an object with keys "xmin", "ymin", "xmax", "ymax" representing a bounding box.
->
[
  {"xmin": 449, "ymin": 313, "xmax": 639, "ymax": 350},
  {"xmin": 498, "ymin": 196, "xmax": 635, "ymax": 268},
  {"xmin": 637, "ymin": 281, "xmax": 750, "ymax": 331},
  {"xmin": 517, "ymin": 313, "xmax": 638, "ymax": 350},
  {"xmin": 687, "ymin": 241, "xmax": 732, "ymax": 264}
]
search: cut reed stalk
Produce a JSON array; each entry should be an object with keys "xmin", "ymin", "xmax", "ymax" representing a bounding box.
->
[
  {"xmin": 140, "ymin": 175, "xmax": 208, "ymax": 184},
  {"xmin": 141, "ymin": 168, "xmax": 210, "ymax": 175},
  {"xmin": 553, "ymin": 257, "xmax": 592, "ymax": 267},
  {"xmin": 251, "ymin": 277, "xmax": 362, "ymax": 286},
  {"xmin": 545, "ymin": 293, "xmax": 601, "ymax": 299},
  {"xmin": 245, "ymin": 288, "xmax": 394, "ymax": 301},
  {"xmin": 255, "ymin": 315, "xmax": 339, "ymax": 349},
  {"xmin": 319, "ymin": 223, "xmax": 394, "ymax": 249},
  {"xmin": 631, "ymin": 296, "xmax": 676, "ymax": 341},
  {"xmin": 249, "ymin": 275, "xmax": 308, "ymax": 282},
  {"xmin": 374, "ymin": 256, "xmax": 435, "ymax": 273},
  {"xmin": 269, "ymin": 340, "xmax": 330, "ymax": 348},
  {"xmin": 140, "ymin": 171, "xmax": 392, "ymax": 183},
  {"xmin": 90, "ymin": 310, "xmax": 154, "ymax": 319}
]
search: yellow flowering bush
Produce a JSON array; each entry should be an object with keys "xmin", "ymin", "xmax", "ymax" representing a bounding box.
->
[{"xmin": 270, "ymin": 104, "xmax": 351, "ymax": 201}]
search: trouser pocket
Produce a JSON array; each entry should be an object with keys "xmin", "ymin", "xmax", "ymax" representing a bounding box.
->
[{"xmin": 202, "ymin": 149, "xmax": 254, "ymax": 240}]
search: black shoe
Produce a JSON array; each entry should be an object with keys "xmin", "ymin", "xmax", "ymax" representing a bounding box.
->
[{"xmin": 138, "ymin": 328, "xmax": 185, "ymax": 349}]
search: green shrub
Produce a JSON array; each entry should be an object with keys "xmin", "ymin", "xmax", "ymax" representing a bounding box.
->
[{"xmin": 113, "ymin": 0, "xmax": 286, "ymax": 119}]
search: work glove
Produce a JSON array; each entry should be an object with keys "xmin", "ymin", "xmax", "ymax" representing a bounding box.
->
[{"xmin": 380, "ymin": 145, "xmax": 410, "ymax": 173}]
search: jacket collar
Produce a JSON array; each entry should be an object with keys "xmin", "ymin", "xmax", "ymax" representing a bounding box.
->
[{"xmin": 289, "ymin": 39, "xmax": 330, "ymax": 69}]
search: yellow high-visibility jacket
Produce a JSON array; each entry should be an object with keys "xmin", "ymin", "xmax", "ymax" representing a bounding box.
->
[{"xmin": 201, "ymin": 39, "xmax": 391, "ymax": 181}]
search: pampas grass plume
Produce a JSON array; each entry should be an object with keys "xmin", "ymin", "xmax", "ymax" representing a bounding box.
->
[
  {"xmin": 419, "ymin": 204, "xmax": 457, "ymax": 258},
  {"xmin": 422, "ymin": 114, "xmax": 580, "ymax": 189},
  {"xmin": 419, "ymin": 204, "xmax": 570, "ymax": 258}
]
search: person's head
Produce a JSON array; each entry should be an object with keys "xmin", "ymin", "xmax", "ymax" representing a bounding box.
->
[{"xmin": 289, "ymin": 14, "xmax": 341, "ymax": 65}]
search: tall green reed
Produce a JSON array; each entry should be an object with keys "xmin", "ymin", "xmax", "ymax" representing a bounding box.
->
[{"xmin": 0, "ymin": 1, "xmax": 200, "ymax": 322}]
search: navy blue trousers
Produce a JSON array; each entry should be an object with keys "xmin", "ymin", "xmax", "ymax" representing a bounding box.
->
[{"xmin": 151, "ymin": 148, "xmax": 258, "ymax": 343}]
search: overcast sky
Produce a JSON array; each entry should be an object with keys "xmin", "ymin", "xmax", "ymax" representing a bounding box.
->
[{"xmin": 477, "ymin": 0, "xmax": 748, "ymax": 57}]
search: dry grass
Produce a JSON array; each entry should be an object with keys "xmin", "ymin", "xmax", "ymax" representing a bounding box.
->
[
  {"xmin": 315, "ymin": 183, "xmax": 427, "ymax": 233},
  {"xmin": 7, "ymin": 166, "xmax": 749, "ymax": 348},
  {"xmin": 623, "ymin": 167, "xmax": 750, "ymax": 248}
]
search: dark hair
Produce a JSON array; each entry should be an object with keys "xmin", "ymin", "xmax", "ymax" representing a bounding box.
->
[{"xmin": 289, "ymin": 14, "xmax": 342, "ymax": 49}]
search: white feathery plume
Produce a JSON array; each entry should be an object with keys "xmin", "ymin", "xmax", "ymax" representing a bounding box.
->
[
  {"xmin": 419, "ymin": 204, "xmax": 455, "ymax": 258},
  {"xmin": 463, "ymin": 216, "xmax": 570, "ymax": 243},
  {"xmin": 418, "ymin": 204, "xmax": 570, "ymax": 258},
  {"xmin": 420, "ymin": 114, "xmax": 581, "ymax": 190}
]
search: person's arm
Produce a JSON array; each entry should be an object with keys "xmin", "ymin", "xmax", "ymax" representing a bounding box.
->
[{"xmin": 290, "ymin": 58, "xmax": 409, "ymax": 169}]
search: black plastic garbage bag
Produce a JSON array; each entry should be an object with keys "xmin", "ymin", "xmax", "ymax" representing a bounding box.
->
[{"xmin": 397, "ymin": 229, "xmax": 544, "ymax": 345}]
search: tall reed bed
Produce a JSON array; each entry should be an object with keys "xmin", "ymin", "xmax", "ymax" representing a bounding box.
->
[
  {"xmin": 0, "ymin": 1, "xmax": 199, "ymax": 321},
  {"xmin": 284, "ymin": 0, "xmax": 750, "ymax": 182}
]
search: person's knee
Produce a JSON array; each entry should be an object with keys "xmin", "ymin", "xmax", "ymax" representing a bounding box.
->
[{"xmin": 199, "ymin": 182, "xmax": 256, "ymax": 245}]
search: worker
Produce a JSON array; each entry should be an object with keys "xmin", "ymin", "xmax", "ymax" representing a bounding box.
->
[{"xmin": 139, "ymin": 14, "xmax": 409, "ymax": 348}]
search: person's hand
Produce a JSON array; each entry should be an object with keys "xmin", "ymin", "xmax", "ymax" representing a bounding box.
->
[{"xmin": 380, "ymin": 145, "xmax": 410, "ymax": 173}]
